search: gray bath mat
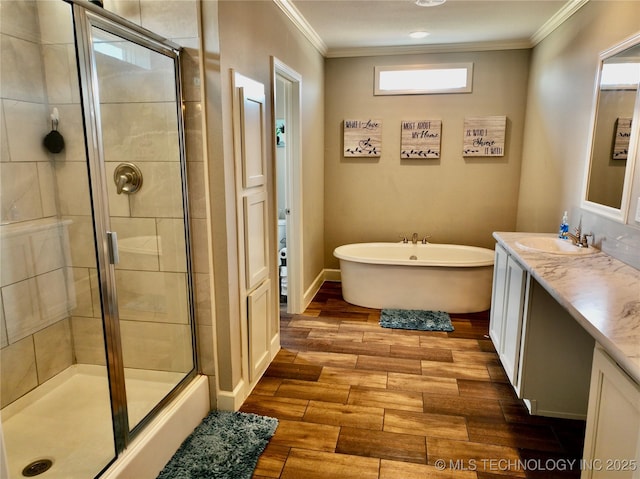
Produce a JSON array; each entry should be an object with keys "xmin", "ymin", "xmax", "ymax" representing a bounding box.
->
[
  {"xmin": 380, "ymin": 308, "xmax": 454, "ymax": 332},
  {"xmin": 156, "ymin": 410, "xmax": 278, "ymax": 479}
]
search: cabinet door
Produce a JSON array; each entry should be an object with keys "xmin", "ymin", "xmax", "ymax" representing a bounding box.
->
[
  {"xmin": 500, "ymin": 256, "xmax": 527, "ymax": 388},
  {"xmin": 582, "ymin": 347, "xmax": 640, "ymax": 479},
  {"xmin": 247, "ymin": 279, "xmax": 271, "ymax": 382},
  {"xmin": 489, "ymin": 244, "xmax": 508, "ymax": 349}
]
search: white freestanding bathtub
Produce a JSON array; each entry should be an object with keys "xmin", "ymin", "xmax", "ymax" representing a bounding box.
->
[{"xmin": 334, "ymin": 242, "xmax": 495, "ymax": 313}]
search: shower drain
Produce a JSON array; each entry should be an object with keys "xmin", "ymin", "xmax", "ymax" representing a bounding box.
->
[{"xmin": 22, "ymin": 459, "xmax": 53, "ymax": 477}]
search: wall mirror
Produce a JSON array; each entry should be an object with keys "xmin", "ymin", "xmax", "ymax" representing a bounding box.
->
[{"xmin": 582, "ymin": 33, "xmax": 640, "ymax": 222}]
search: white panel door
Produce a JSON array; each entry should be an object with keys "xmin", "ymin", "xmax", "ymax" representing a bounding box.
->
[
  {"xmin": 247, "ymin": 279, "xmax": 271, "ymax": 381},
  {"xmin": 240, "ymin": 87, "xmax": 266, "ymax": 188},
  {"xmin": 243, "ymin": 191, "xmax": 269, "ymax": 290}
]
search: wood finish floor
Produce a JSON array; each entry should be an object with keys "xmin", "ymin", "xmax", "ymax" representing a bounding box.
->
[{"xmin": 242, "ymin": 282, "xmax": 585, "ymax": 479}]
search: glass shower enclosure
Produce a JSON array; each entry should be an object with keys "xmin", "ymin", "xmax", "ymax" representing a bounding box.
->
[{"xmin": 0, "ymin": 1, "xmax": 197, "ymax": 477}]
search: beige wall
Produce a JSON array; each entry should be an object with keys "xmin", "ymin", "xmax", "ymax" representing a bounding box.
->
[
  {"xmin": 517, "ymin": 1, "xmax": 640, "ymax": 234},
  {"xmin": 205, "ymin": 1, "xmax": 325, "ymax": 393},
  {"xmin": 324, "ymin": 50, "xmax": 530, "ymax": 268}
]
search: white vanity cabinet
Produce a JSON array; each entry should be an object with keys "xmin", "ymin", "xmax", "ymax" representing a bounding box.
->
[
  {"xmin": 489, "ymin": 242, "xmax": 595, "ymax": 418},
  {"xmin": 489, "ymin": 244, "xmax": 508, "ymax": 348},
  {"xmin": 581, "ymin": 346, "xmax": 640, "ymax": 479},
  {"xmin": 489, "ymin": 243, "xmax": 528, "ymax": 388}
]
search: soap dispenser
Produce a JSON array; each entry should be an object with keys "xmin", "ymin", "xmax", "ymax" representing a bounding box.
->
[{"xmin": 558, "ymin": 211, "xmax": 569, "ymax": 239}]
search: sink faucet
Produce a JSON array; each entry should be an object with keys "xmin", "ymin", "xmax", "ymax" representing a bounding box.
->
[
  {"xmin": 561, "ymin": 220, "xmax": 593, "ymax": 247},
  {"xmin": 411, "ymin": 233, "xmax": 418, "ymax": 244}
]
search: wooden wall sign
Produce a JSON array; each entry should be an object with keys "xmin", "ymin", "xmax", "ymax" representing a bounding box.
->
[
  {"xmin": 613, "ymin": 118, "xmax": 631, "ymax": 160},
  {"xmin": 344, "ymin": 119, "xmax": 382, "ymax": 157},
  {"xmin": 463, "ymin": 116, "xmax": 506, "ymax": 157},
  {"xmin": 400, "ymin": 120, "xmax": 441, "ymax": 159}
]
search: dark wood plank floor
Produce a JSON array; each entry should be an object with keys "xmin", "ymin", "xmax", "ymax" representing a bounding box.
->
[{"xmin": 242, "ymin": 282, "xmax": 585, "ymax": 479}]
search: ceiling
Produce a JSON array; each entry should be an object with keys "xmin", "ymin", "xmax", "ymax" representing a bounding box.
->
[{"xmin": 279, "ymin": 0, "xmax": 587, "ymax": 57}]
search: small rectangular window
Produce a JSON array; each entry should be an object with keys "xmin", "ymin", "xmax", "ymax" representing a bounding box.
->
[
  {"xmin": 374, "ymin": 63, "xmax": 473, "ymax": 95},
  {"xmin": 600, "ymin": 62, "xmax": 640, "ymax": 90}
]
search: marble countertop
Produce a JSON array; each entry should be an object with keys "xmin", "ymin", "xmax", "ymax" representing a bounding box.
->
[{"xmin": 493, "ymin": 232, "xmax": 640, "ymax": 384}]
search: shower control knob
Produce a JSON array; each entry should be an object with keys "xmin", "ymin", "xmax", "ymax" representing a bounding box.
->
[{"xmin": 113, "ymin": 163, "xmax": 143, "ymax": 195}]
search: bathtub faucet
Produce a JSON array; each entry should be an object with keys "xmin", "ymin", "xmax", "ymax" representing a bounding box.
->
[{"xmin": 411, "ymin": 233, "xmax": 418, "ymax": 244}]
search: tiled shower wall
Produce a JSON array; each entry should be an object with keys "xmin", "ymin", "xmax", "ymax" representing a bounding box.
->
[
  {"xmin": 0, "ymin": 0, "xmax": 213, "ymax": 408},
  {"xmin": 0, "ymin": 0, "xmax": 77, "ymax": 407}
]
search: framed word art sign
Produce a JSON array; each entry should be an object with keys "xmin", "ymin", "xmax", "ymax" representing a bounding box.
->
[
  {"xmin": 344, "ymin": 119, "xmax": 382, "ymax": 157},
  {"xmin": 401, "ymin": 120, "xmax": 441, "ymax": 159},
  {"xmin": 463, "ymin": 116, "xmax": 506, "ymax": 157},
  {"xmin": 613, "ymin": 118, "xmax": 631, "ymax": 160}
]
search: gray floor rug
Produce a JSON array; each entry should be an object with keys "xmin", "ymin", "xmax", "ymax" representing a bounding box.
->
[
  {"xmin": 156, "ymin": 410, "xmax": 278, "ymax": 479},
  {"xmin": 380, "ymin": 308, "xmax": 454, "ymax": 331}
]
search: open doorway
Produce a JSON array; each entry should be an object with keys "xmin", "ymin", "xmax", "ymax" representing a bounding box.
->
[{"xmin": 272, "ymin": 58, "xmax": 302, "ymax": 314}]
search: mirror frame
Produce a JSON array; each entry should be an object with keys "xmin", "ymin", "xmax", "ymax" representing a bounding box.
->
[{"xmin": 581, "ymin": 32, "xmax": 640, "ymax": 223}]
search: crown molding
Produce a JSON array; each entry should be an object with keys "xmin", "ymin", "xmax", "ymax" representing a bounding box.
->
[
  {"xmin": 273, "ymin": 0, "xmax": 328, "ymax": 56},
  {"xmin": 530, "ymin": 0, "xmax": 589, "ymax": 46},
  {"xmin": 274, "ymin": 0, "xmax": 589, "ymax": 59},
  {"xmin": 325, "ymin": 40, "xmax": 533, "ymax": 58}
]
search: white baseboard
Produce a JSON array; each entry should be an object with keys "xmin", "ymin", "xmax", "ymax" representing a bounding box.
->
[
  {"xmin": 323, "ymin": 268, "xmax": 341, "ymax": 282},
  {"xmin": 302, "ymin": 270, "xmax": 325, "ymax": 310},
  {"xmin": 216, "ymin": 379, "xmax": 246, "ymax": 412}
]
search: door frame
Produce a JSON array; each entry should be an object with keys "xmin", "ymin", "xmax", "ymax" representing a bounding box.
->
[{"xmin": 271, "ymin": 57, "xmax": 303, "ymax": 314}]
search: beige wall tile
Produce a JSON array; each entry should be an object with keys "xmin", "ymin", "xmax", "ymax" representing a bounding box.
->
[
  {"xmin": 0, "ymin": 295, "xmax": 7, "ymax": 348},
  {"xmin": 128, "ymin": 162, "xmax": 184, "ymax": 218},
  {"xmin": 100, "ymin": 102, "xmax": 179, "ymax": 163},
  {"xmin": 103, "ymin": 0, "xmax": 142, "ymax": 25},
  {"xmin": 71, "ymin": 316, "xmax": 107, "ymax": 366},
  {"xmin": 3, "ymin": 100, "xmax": 48, "ymax": 163},
  {"xmin": 3, "ymin": 278, "xmax": 41, "ymax": 343},
  {"xmin": 69, "ymin": 267, "xmax": 95, "ymax": 318},
  {"xmin": 178, "ymin": 39, "xmax": 201, "ymax": 103},
  {"xmin": 95, "ymin": 41, "xmax": 176, "ymax": 103},
  {"xmin": 190, "ymin": 218, "xmax": 209, "ymax": 274},
  {"xmin": 54, "ymin": 161, "xmax": 92, "ymax": 216},
  {"xmin": 196, "ymin": 323, "xmax": 215, "ymax": 376},
  {"xmin": 187, "ymin": 161, "xmax": 206, "ymax": 219},
  {"xmin": 115, "ymin": 270, "xmax": 189, "ymax": 324},
  {"xmin": 0, "ymin": 0, "xmax": 40, "ymax": 43},
  {"xmin": 184, "ymin": 102, "xmax": 203, "ymax": 163},
  {"xmin": 64, "ymin": 215, "xmax": 98, "ymax": 269},
  {"xmin": 111, "ymin": 217, "xmax": 160, "ymax": 271},
  {"xmin": 36, "ymin": 0, "xmax": 74, "ymax": 45},
  {"xmin": 156, "ymin": 218, "xmax": 186, "ymax": 272},
  {"xmin": 0, "ymin": 230, "xmax": 34, "ymax": 287},
  {"xmin": 0, "ymin": 162, "xmax": 43, "ymax": 223},
  {"xmin": 30, "ymin": 222, "xmax": 66, "ymax": 276},
  {"xmin": 0, "ymin": 35, "xmax": 45, "ymax": 103},
  {"xmin": 42, "ymin": 44, "xmax": 77, "ymax": 105},
  {"xmin": 37, "ymin": 161, "xmax": 57, "ymax": 217},
  {"xmin": 33, "ymin": 319, "xmax": 73, "ymax": 383},
  {"xmin": 120, "ymin": 320, "xmax": 194, "ymax": 372},
  {"xmin": 139, "ymin": 0, "xmax": 198, "ymax": 40},
  {"xmin": 36, "ymin": 269, "xmax": 69, "ymax": 325},
  {"xmin": 194, "ymin": 272, "xmax": 212, "ymax": 326},
  {"xmin": 89, "ymin": 268, "xmax": 102, "ymax": 319},
  {"xmin": 0, "ymin": 336, "xmax": 38, "ymax": 407},
  {"xmin": 1, "ymin": 103, "xmax": 9, "ymax": 162}
]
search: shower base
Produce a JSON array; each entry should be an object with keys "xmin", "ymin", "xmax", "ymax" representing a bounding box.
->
[{"xmin": 2, "ymin": 364, "xmax": 184, "ymax": 479}]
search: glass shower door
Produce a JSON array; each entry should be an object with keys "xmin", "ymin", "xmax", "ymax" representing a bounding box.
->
[{"xmin": 76, "ymin": 8, "xmax": 196, "ymax": 438}]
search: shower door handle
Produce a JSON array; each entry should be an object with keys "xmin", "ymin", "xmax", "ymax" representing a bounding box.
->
[{"xmin": 107, "ymin": 231, "xmax": 120, "ymax": 265}]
